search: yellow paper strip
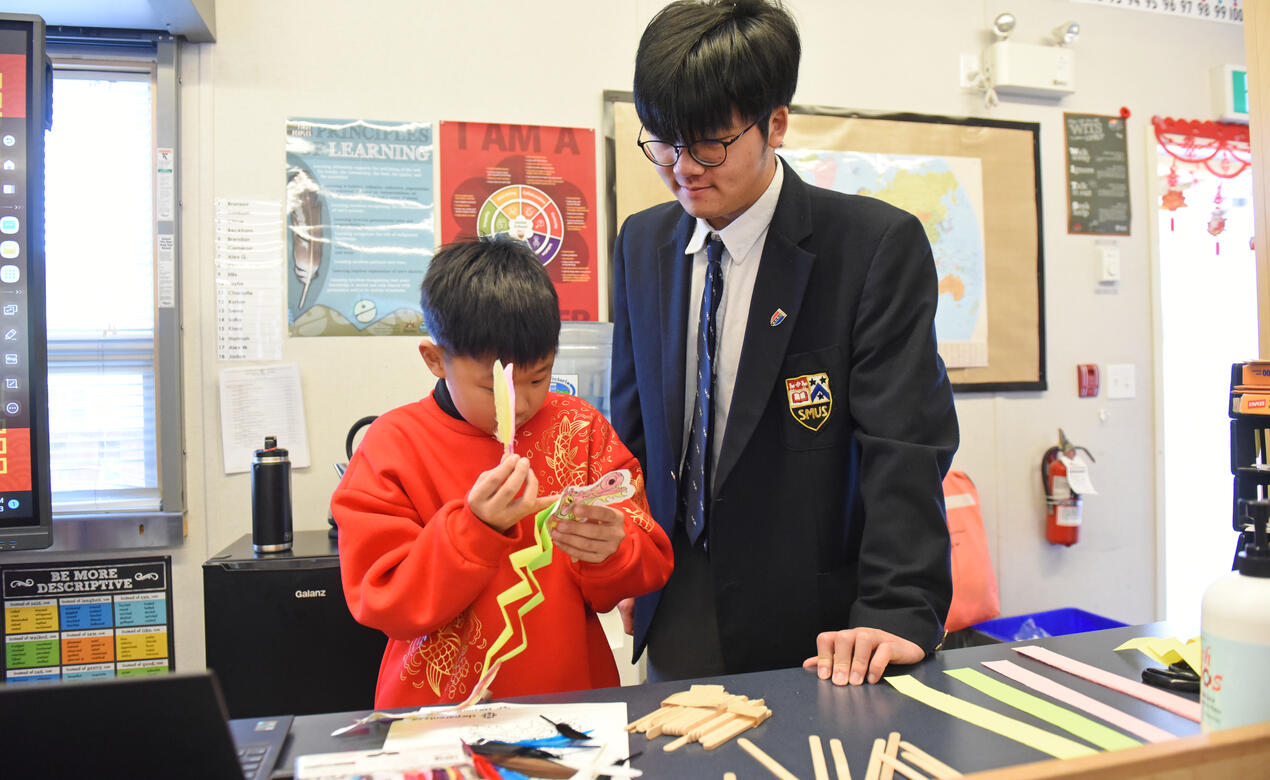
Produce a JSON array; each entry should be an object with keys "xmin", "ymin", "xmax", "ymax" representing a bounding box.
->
[
  {"xmin": 885, "ymin": 675, "xmax": 1098, "ymax": 760},
  {"xmin": 1113, "ymin": 635, "xmax": 1201, "ymax": 676}
]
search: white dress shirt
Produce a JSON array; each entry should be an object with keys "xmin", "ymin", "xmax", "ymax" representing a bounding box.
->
[{"xmin": 681, "ymin": 161, "xmax": 785, "ymax": 485}]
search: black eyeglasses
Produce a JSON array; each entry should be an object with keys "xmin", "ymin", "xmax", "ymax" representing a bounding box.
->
[{"xmin": 637, "ymin": 118, "xmax": 761, "ymax": 168}]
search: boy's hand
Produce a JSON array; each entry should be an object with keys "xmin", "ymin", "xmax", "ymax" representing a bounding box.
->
[
  {"xmin": 549, "ymin": 503, "xmax": 626, "ymax": 564},
  {"xmin": 468, "ymin": 453, "xmax": 554, "ymax": 533},
  {"xmin": 801, "ymin": 627, "xmax": 925, "ymax": 685}
]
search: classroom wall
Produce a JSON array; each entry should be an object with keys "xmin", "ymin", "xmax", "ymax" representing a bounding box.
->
[{"xmin": 149, "ymin": 0, "xmax": 1245, "ymax": 670}]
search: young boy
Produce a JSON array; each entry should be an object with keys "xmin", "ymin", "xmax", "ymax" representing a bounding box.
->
[{"xmin": 333, "ymin": 237, "xmax": 673, "ymax": 708}]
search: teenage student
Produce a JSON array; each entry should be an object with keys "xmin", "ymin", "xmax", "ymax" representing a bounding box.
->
[
  {"xmin": 611, "ymin": 0, "xmax": 960, "ymax": 686},
  {"xmin": 333, "ymin": 237, "xmax": 673, "ymax": 707}
]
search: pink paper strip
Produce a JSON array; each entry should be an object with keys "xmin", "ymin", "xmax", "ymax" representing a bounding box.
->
[
  {"xmin": 982, "ymin": 659, "xmax": 1177, "ymax": 743},
  {"xmin": 1014, "ymin": 645, "xmax": 1200, "ymax": 722}
]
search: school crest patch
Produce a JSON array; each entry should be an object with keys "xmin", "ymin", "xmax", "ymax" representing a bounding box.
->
[{"xmin": 785, "ymin": 372, "xmax": 832, "ymax": 431}]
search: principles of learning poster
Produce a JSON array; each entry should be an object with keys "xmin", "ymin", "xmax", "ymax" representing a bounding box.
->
[
  {"xmin": 285, "ymin": 117, "xmax": 434, "ymax": 337},
  {"xmin": 438, "ymin": 121, "xmax": 599, "ymax": 321}
]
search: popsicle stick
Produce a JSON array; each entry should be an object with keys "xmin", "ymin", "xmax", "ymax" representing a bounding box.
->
[
  {"xmin": 829, "ymin": 738, "xmax": 852, "ymax": 780},
  {"xmin": 879, "ymin": 732, "xmax": 900, "ymax": 780},
  {"xmin": 863, "ymin": 738, "xmax": 885, "ymax": 780},
  {"xmin": 898, "ymin": 741, "xmax": 961, "ymax": 779},
  {"xmin": 700, "ymin": 715, "xmax": 758, "ymax": 749},
  {"xmin": 810, "ymin": 735, "xmax": 831, "ymax": 780},
  {"xmin": 738, "ymin": 737, "xmax": 803, "ymax": 780},
  {"xmin": 877, "ymin": 751, "xmax": 929, "ymax": 780},
  {"xmin": 725, "ymin": 774, "xmax": 738, "ymax": 780}
]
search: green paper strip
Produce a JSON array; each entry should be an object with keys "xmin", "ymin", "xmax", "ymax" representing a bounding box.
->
[
  {"xmin": 885, "ymin": 674, "xmax": 1098, "ymax": 760},
  {"xmin": 479, "ymin": 500, "xmax": 560, "ymax": 675},
  {"xmin": 945, "ymin": 668, "xmax": 1140, "ymax": 752}
]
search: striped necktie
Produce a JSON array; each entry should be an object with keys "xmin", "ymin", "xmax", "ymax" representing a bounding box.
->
[{"xmin": 681, "ymin": 235, "xmax": 725, "ymax": 545}]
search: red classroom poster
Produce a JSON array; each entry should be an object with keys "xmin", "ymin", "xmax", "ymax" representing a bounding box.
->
[{"xmin": 439, "ymin": 121, "xmax": 599, "ymax": 321}]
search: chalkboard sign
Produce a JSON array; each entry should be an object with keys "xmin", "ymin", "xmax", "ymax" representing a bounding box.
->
[{"xmin": 1065, "ymin": 113, "xmax": 1130, "ymax": 235}]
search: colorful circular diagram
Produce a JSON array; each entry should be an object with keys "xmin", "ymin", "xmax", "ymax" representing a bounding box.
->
[{"xmin": 476, "ymin": 184, "xmax": 565, "ymax": 265}]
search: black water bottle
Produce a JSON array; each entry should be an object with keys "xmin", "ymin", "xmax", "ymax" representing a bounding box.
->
[{"xmin": 251, "ymin": 436, "xmax": 293, "ymax": 553}]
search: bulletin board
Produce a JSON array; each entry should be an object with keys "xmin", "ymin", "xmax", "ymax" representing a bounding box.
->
[{"xmin": 603, "ymin": 91, "xmax": 1047, "ymax": 392}]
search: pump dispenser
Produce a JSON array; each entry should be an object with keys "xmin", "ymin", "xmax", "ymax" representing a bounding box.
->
[{"xmin": 1199, "ymin": 499, "xmax": 1270, "ymax": 731}]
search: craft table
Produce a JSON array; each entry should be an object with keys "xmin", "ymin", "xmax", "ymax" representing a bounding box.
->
[{"xmin": 264, "ymin": 623, "xmax": 1200, "ymax": 778}]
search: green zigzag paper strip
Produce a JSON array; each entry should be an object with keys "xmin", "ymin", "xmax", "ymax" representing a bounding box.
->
[{"xmin": 479, "ymin": 499, "xmax": 560, "ymax": 678}]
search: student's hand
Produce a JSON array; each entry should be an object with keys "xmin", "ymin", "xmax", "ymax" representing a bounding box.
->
[
  {"xmin": 549, "ymin": 503, "xmax": 626, "ymax": 564},
  {"xmin": 618, "ymin": 597, "xmax": 635, "ymax": 635},
  {"xmin": 468, "ymin": 453, "xmax": 554, "ymax": 533},
  {"xmin": 801, "ymin": 627, "xmax": 925, "ymax": 685}
]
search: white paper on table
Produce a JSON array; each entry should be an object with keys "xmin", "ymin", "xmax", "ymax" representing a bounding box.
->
[
  {"xmin": 219, "ymin": 363, "xmax": 311, "ymax": 474},
  {"xmin": 294, "ymin": 739, "xmax": 469, "ymax": 779},
  {"xmin": 1059, "ymin": 454, "xmax": 1098, "ymax": 495},
  {"xmin": 383, "ymin": 700, "xmax": 629, "ymax": 760}
]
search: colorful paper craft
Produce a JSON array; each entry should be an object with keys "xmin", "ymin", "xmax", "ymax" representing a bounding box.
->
[
  {"xmin": 1012, "ymin": 645, "xmax": 1201, "ymax": 722},
  {"xmin": 470, "ymin": 469, "xmax": 635, "ymax": 708},
  {"xmin": 981, "ymin": 659, "xmax": 1176, "ymax": 744},
  {"xmin": 1113, "ymin": 636, "xmax": 1201, "ymax": 677},
  {"xmin": 945, "ymin": 667, "xmax": 1140, "ymax": 751},
  {"xmin": 884, "ymin": 675, "xmax": 1097, "ymax": 760}
]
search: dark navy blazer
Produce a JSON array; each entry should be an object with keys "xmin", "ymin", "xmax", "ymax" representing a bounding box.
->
[{"xmin": 610, "ymin": 158, "xmax": 960, "ymax": 673}]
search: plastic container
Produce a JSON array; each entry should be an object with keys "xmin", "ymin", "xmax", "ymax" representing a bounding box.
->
[
  {"xmin": 972, "ymin": 607, "xmax": 1126, "ymax": 643},
  {"xmin": 1200, "ymin": 499, "xmax": 1270, "ymax": 732},
  {"xmin": 551, "ymin": 322, "xmax": 613, "ymax": 417}
]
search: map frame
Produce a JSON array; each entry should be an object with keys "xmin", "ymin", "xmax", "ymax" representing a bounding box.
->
[{"xmin": 603, "ymin": 92, "xmax": 1046, "ymax": 393}]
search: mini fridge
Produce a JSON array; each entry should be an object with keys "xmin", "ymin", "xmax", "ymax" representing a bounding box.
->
[{"xmin": 203, "ymin": 531, "xmax": 385, "ymax": 718}]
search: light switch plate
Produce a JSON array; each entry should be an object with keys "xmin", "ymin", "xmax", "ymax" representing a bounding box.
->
[{"xmin": 1105, "ymin": 363, "xmax": 1136, "ymax": 399}]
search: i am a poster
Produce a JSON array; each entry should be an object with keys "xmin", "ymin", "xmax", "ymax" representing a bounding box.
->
[{"xmin": 439, "ymin": 122, "xmax": 599, "ymax": 321}]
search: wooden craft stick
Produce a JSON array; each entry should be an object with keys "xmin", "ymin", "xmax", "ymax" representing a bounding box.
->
[
  {"xmin": 883, "ymin": 731, "xmax": 904, "ymax": 780},
  {"xmin": 662, "ymin": 706, "xmax": 721, "ymax": 736},
  {"xmin": 876, "ymin": 751, "xmax": 929, "ymax": 780},
  {"xmin": 809, "ymin": 735, "xmax": 831, "ymax": 780},
  {"xmin": 725, "ymin": 774, "xmax": 738, "ymax": 780},
  {"xmin": 829, "ymin": 738, "xmax": 852, "ymax": 780},
  {"xmin": 897, "ymin": 741, "xmax": 960, "ymax": 778},
  {"xmin": 864, "ymin": 738, "xmax": 885, "ymax": 780},
  {"xmin": 700, "ymin": 715, "xmax": 759, "ymax": 750},
  {"xmin": 738, "ymin": 737, "xmax": 803, "ymax": 780}
]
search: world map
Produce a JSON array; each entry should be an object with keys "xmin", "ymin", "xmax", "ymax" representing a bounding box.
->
[{"xmin": 780, "ymin": 149, "xmax": 989, "ymax": 368}]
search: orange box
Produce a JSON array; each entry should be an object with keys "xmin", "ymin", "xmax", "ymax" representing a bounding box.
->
[
  {"xmin": 1241, "ymin": 362, "xmax": 1270, "ymax": 387},
  {"xmin": 1238, "ymin": 392, "xmax": 1270, "ymax": 415}
]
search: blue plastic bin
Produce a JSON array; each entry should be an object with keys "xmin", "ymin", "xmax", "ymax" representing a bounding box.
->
[{"xmin": 972, "ymin": 607, "xmax": 1127, "ymax": 643}]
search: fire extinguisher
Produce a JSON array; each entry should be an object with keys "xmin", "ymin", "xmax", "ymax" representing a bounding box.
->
[{"xmin": 1041, "ymin": 428, "xmax": 1095, "ymax": 546}]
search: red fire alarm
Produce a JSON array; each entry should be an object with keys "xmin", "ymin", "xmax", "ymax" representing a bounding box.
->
[{"xmin": 1078, "ymin": 364, "xmax": 1100, "ymax": 397}]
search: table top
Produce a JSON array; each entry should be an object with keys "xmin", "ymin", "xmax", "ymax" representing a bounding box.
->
[{"xmin": 266, "ymin": 622, "xmax": 1198, "ymax": 778}]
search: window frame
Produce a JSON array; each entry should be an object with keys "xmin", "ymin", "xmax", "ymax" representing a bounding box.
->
[{"xmin": 43, "ymin": 29, "xmax": 184, "ymax": 551}]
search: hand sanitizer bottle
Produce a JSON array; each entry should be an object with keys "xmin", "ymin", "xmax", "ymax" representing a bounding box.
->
[{"xmin": 1200, "ymin": 499, "xmax": 1270, "ymax": 731}]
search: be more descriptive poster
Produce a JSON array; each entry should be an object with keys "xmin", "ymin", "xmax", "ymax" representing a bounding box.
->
[
  {"xmin": 2, "ymin": 557, "xmax": 175, "ymax": 683},
  {"xmin": 439, "ymin": 121, "xmax": 599, "ymax": 321}
]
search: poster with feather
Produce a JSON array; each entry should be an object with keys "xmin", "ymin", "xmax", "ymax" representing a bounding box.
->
[{"xmin": 284, "ymin": 118, "xmax": 435, "ymax": 336}]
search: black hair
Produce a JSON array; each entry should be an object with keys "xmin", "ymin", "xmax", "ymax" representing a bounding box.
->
[
  {"xmin": 633, "ymin": 0, "xmax": 800, "ymax": 144},
  {"xmin": 420, "ymin": 236, "xmax": 560, "ymax": 364}
]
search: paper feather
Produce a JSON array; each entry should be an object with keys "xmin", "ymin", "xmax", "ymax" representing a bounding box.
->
[{"xmin": 493, "ymin": 359, "xmax": 515, "ymax": 455}]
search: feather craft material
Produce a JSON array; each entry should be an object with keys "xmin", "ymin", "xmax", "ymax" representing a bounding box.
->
[
  {"xmin": 286, "ymin": 168, "xmax": 325, "ymax": 308},
  {"xmin": 493, "ymin": 359, "xmax": 516, "ymax": 456}
]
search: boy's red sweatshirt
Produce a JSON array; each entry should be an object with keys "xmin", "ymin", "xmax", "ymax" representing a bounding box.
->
[{"xmin": 332, "ymin": 392, "xmax": 673, "ymax": 708}]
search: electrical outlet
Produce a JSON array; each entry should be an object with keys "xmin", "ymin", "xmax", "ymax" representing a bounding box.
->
[
  {"xmin": 1105, "ymin": 363, "xmax": 1136, "ymax": 399},
  {"xmin": 960, "ymin": 53, "xmax": 981, "ymax": 89}
]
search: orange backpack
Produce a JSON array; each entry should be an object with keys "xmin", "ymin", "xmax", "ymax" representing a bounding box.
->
[{"xmin": 942, "ymin": 470, "xmax": 1000, "ymax": 632}]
